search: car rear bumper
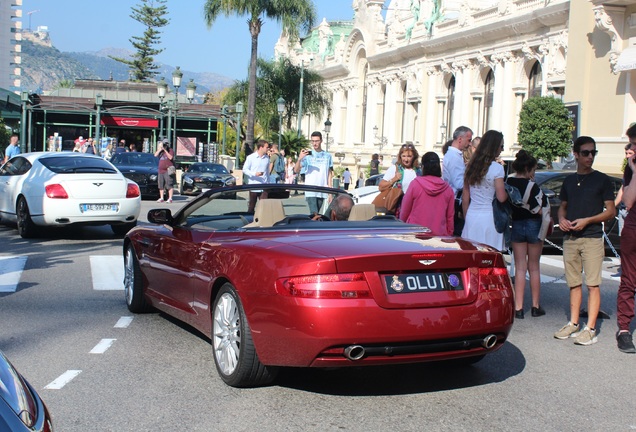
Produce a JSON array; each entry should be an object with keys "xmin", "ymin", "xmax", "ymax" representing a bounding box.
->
[
  {"xmin": 35, "ymin": 198, "xmax": 141, "ymax": 225},
  {"xmin": 250, "ymin": 292, "xmax": 513, "ymax": 367}
]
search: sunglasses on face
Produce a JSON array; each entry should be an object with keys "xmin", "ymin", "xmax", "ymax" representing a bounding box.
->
[
  {"xmin": 578, "ymin": 150, "xmax": 598, "ymax": 157},
  {"xmin": 401, "ymin": 144, "xmax": 415, "ymax": 149}
]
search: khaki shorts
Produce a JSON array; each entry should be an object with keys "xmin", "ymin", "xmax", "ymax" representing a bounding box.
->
[{"xmin": 563, "ymin": 236, "xmax": 605, "ymax": 287}]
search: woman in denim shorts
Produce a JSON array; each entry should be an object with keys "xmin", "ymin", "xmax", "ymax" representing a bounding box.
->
[{"xmin": 506, "ymin": 150, "xmax": 548, "ymax": 319}]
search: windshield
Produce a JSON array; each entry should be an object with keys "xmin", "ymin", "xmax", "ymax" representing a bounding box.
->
[
  {"xmin": 189, "ymin": 163, "xmax": 229, "ymax": 174},
  {"xmin": 110, "ymin": 153, "xmax": 159, "ymax": 167}
]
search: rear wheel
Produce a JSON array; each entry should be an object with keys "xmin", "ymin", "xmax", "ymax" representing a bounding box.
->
[
  {"xmin": 212, "ymin": 283, "xmax": 278, "ymax": 387},
  {"xmin": 16, "ymin": 197, "xmax": 38, "ymax": 238},
  {"xmin": 124, "ymin": 245, "xmax": 151, "ymax": 313}
]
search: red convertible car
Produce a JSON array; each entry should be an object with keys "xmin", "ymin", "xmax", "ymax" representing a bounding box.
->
[{"xmin": 124, "ymin": 184, "xmax": 514, "ymax": 387}]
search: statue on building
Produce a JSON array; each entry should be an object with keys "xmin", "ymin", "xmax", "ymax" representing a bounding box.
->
[
  {"xmin": 405, "ymin": 0, "xmax": 421, "ymax": 40},
  {"xmin": 424, "ymin": 0, "xmax": 443, "ymax": 34},
  {"xmin": 318, "ymin": 19, "xmax": 335, "ymax": 61}
]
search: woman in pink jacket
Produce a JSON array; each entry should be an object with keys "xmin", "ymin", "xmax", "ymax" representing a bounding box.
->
[{"xmin": 400, "ymin": 152, "xmax": 455, "ymax": 235}]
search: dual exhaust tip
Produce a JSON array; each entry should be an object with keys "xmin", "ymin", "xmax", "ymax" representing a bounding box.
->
[{"xmin": 343, "ymin": 334, "xmax": 498, "ymax": 361}]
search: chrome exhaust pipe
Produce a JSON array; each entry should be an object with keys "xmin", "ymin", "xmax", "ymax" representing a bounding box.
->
[
  {"xmin": 482, "ymin": 334, "xmax": 497, "ymax": 349},
  {"xmin": 344, "ymin": 345, "xmax": 365, "ymax": 361}
]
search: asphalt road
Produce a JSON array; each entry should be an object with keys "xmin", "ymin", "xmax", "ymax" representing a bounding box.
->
[{"xmin": 1, "ymin": 197, "xmax": 635, "ymax": 431}]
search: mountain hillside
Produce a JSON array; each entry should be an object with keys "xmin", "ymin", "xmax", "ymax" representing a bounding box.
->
[{"xmin": 20, "ymin": 40, "xmax": 235, "ymax": 95}]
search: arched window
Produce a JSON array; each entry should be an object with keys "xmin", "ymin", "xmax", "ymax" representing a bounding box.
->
[
  {"xmin": 446, "ymin": 76, "xmax": 455, "ymax": 135},
  {"xmin": 529, "ymin": 61, "xmax": 542, "ymax": 98},
  {"xmin": 483, "ymin": 69, "xmax": 495, "ymax": 131}
]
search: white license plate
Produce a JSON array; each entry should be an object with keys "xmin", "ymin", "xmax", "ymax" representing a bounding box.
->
[{"xmin": 80, "ymin": 203, "xmax": 118, "ymax": 212}]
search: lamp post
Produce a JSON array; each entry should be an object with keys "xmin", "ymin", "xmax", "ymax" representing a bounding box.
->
[
  {"xmin": 95, "ymin": 94, "xmax": 103, "ymax": 150},
  {"xmin": 221, "ymin": 105, "xmax": 228, "ymax": 155},
  {"xmin": 324, "ymin": 118, "xmax": 332, "ymax": 152},
  {"xmin": 235, "ymin": 101, "xmax": 244, "ymax": 169},
  {"xmin": 171, "ymin": 67, "xmax": 183, "ymax": 148},
  {"xmin": 373, "ymin": 125, "xmax": 387, "ymax": 156},
  {"xmin": 20, "ymin": 91, "xmax": 29, "ymax": 153},
  {"xmin": 186, "ymin": 79, "xmax": 196, "ymax": 103},
  {"xmin": 157, "ymin": 78, "xmax": 168, "ymax": 143},
  {"xmin": 297, "ymin": 60, "xmax": 305, "ymax": 137},
  {"xmin": 440, "ymin": 123, "xmax": 447, "ymax": 145},
  {"xmin": 277, "ymin": 97, "xmax": 285, "ymax": 150}
]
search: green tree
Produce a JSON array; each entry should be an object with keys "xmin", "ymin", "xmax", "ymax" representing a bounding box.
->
[
  {"xmin": 53, "ymin": 79, "xmax": 74, "ymax": 90},
  {"xmin": 223, "ymin": 58, "xmax": 330, "ymax": 154},
  {"xmin": 0, "ymin": 117, "xmax": 10, "ymax": 154},
  {"xmin": 111, "ymin": 0, "xmax": 169, "ymax": 82},
  {"xmin": 204, "ymin": 0, "xmax": 316, "ymax": 155},
  {"xmin": 517, "ymin": 96, "xmax": 573, "ymax": 168}
]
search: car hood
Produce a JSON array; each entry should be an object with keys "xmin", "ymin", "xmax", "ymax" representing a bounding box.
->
[{"xmin": 184, "ymin": 172, "xmax": 232, "ymax": 180}]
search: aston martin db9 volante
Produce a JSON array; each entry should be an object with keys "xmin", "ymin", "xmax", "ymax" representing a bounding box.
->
[
  {"xmin": 0, "ymin": 152, "xmax": 141, "ymax": 237},
  {"xmin": 123, "ymin": 184, "xmax": 514, "ymax": 387}
]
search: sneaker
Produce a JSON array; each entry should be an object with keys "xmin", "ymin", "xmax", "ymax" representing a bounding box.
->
[
  {"xmin": 531, "ymin": 306, "xmax": 546, "ymax": 317},
  {"xmin": 554, "ymin": 322, "xmax": 579, "ymax": 340},
  {"xmin": 574, "ymin": 326, "xmax": 597, "ymax": 346},
  {"xmin": 167, "ymin": 199, "xmax": 173, "ymax": 203},
  {"xmin": 157, "ymin": 198, "xmax": 164, "ymax": 203},
  {"xmin": 617, "ymin": 331, "xmax": 636, "ymax": 353}
]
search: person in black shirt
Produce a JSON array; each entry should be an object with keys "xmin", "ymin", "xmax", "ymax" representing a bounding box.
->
[{"xmin": 553, "ymin": 136, "xmax": 615, "ymax": 346}]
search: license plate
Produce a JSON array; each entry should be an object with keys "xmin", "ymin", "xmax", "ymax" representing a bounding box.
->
[
  {"xmin": 80, "ymin": 203, "xmax": 118, "ymax": 212},
  {"xmin": 384, "ymin": 272, "xmax": 463, "ymax": 294}
]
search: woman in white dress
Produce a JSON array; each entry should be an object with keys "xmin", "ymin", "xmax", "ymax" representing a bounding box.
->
[{"xmin": 461, "ymin": 130, "xmax": 508, "ymax": 250}]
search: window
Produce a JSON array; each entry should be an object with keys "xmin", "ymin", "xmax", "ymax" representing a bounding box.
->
[
  {"xmin": 529, "ymin": 61, "xmax": 542, "ymax": 98},
  {"xmin": 446, "ymin": 76, "xmax": 456, "ymax": 134},
  {"xmin": 483, "ymin": 69, "xmax": 495, "ymax": 131}
]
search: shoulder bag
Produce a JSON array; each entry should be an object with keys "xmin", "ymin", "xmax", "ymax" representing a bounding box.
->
[{"xmin": 373, "ymin": 165, "xmax": 404, "ymax": 213}]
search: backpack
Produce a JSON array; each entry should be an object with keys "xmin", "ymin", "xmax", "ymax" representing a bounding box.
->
[{"xmin": 274, "ymin": 154, "xmax": 285, "ymax": 175}]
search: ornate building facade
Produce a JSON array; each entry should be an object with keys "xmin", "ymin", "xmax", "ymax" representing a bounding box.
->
[{"xmin": 276, "ymin": 0, "xmax": 636, "ymax": 178}]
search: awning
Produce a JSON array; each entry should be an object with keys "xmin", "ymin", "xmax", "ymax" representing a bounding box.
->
[
  {"xmin": 615, "ymin": 47, "xmax": 636, "ymax": 72},
  {"xmin": 100, "ymin": 116, "xmax": 158, "ymax": 128}
]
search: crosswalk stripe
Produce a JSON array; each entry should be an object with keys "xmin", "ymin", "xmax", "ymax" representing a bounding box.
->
[
  {"xmin": 90, "ymin": 256, "xmax": 124, "ymax": 291},
  {"xmin": 0, "ymin": 256, "xmax": 28, "ymax": 293},
  {"xmin": 44, "ymin": 370, "xmax": 82, "ymax": 390}
]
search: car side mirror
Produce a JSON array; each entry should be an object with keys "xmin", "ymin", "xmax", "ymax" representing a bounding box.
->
[
  {"xmin": 543, "ymin": 189, "xmax": 556, "ymax": 199},
  {"xmin": 148, "ymin": 208, "xmax": 174, "ymax": 225}
]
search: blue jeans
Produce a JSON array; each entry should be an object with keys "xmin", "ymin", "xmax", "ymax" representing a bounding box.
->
[
  {"xmin": 511, "ymin": 218, "xmax": 542, "ymax": 244},
  {"xmin": 306, "ymin": 197, "xmax": 324, "ymax": 216}
]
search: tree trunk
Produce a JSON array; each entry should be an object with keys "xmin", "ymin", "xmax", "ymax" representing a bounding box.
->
[{"xmin": 246, "ymin": 19, "xmax": 261, "ymax": 156}]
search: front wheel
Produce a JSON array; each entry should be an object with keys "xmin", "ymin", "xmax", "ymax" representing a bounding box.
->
[
  {"xmin": 16, "ymin": 197, "xmax": 38, "ymax": 238},
  {"xmin": 212, "ymin": 283, "xmax": 278, "ymax": 387},
  {"xmin": 124, "ymin": 245, "xmax": 152, "ymax": 313}
]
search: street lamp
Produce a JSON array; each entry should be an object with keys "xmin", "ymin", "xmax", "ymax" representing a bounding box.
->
[
  {"xmin": 235, "ymin": 101, "xmax": 244, "ymax": 169},
  {"xmin": 20, "ymin": 91, "xmax": 29, "ymax": 153},
  {"xmin": 440, "ymin": 123, "xmax": 447, "ymax": 144},
  {"xmin": 157, "ymin": 78, "xmax": 168, "ymax": 143},
  {"xmin": 221, "ymin": 105, "xmax": 228, "ymax": 155},
  {"xmin": 95, "ymin": 94, "xmax": 103, "ymax": 150},
  {"xmin": 186, "ymin": 79, "xmax": 196, "ymax": 103},
  {"xmin": 324, "ymin": 118, "xmax": 332, "ymax": 152},
  {"xmin": 277, "ymin": 97, "xmax": 285, "ymax": 150},
  {"xmin": 373, "ymin": 125, "xmax": 387, "ymax": 155},
  {"xmin": 171, "ymin": 67, "xmax": 183, "ymax": 147},
  {"xmin": 297, "ymin": 59, "xmax": 305, "ymax": 137}
]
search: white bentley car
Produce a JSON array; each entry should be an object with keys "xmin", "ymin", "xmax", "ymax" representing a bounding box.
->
[{"xmin": 0, "ymin": 152, "xmax": 141, "ymax": 237}]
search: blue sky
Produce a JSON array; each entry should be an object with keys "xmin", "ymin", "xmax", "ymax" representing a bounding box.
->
[{"xmin": 22, "ymin": 0, "xmax": 361, "ymax": 80}]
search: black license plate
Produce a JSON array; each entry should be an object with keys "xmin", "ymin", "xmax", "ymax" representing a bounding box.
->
[{"xmin": 384, "ymin": 273, "xmax": 463, "ymax": 294}]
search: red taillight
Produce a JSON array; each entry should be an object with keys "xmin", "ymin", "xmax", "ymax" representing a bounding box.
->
[
  {"xmin": 276, "ymin": 273, "xmax": 370, "ymax": 299},
  {"xmin": 126, "ymin": 183, "xmax": 141, "ymax": 198},
  {"xmin": 45, "ymin": 184, "xmax": 68, "ymax": 199},
  {"xmin": 478, "ymin": 267, "xmax": 510, "ymax": 291}
]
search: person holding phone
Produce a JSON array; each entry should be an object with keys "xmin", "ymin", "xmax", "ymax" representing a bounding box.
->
[
  {"xmin": 294, "ymin": 131, "xmax": 333, "ymax": 216},
  {"xmin": 154, "ymin": 139, "xmax": 175, "ymax": 203}
]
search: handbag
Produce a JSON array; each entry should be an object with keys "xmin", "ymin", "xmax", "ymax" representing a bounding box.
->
[
  {"xmin": 167, "ymin": 165, "xmax": 176, "ymax": 175},
  {"xmin": 538, "ymin": 199, "xmax": 553, "ymax": 241},
  {"xmin": 373, "ymin": 165, "xmax": 404, "ymax": 213}
]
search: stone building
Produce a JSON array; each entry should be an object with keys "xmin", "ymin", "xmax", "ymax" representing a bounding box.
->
[{"xmin": 275, "ymin": 0, "xmax": 636, "ymax": 177}]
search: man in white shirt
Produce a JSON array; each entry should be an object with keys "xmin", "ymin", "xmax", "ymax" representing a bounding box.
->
[
  {"xmin": 243, "ymin": 140, "xmax": 270, "ymax": 213},
  {"xmin": 295, "ymin": 131, "xmax": 333, "ymax": 216},
  {"xmin": 442, "ymin": 126, "xmax": 473, "ymax": 193},
  {"xmin": 442, "ymin": 126, "xmax": 473, "ymax": 235}
]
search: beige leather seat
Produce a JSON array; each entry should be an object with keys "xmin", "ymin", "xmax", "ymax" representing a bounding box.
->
[
  {"xmin": 244, "ymin": 199, "xmax": 285, "ymax": 227},
  {"xmin": 348, "ymin": 204, "xmax": 376, "ymax": 221}
]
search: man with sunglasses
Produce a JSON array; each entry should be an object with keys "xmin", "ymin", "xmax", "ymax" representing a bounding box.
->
[{"xmin": 554, "ymin": 136, "xmax": 616, "ymax": 346}]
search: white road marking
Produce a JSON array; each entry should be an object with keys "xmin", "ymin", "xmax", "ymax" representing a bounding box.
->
[
  {"xmin": 0, "ymin": 256, "xmax": 28, "ymax": 293},
  {"xmin": 90, "ymin": 256, "xmax": 124, "ymax": 290},
  {"xmin": 114, "ymin": 316, "xmax": 133, "ymax": 328},
  {"xmin": 90, "ymin": 338, "xmax": 116, "ymax": 354},
  {"xmin": 44, "ymin": 370, "xmax": 82, "ymax": 390}
]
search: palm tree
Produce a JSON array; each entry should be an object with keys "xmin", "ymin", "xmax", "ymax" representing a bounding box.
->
[{"xmin": 203, "ymin": 0, "xmax": 316, "ymax": 157}]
